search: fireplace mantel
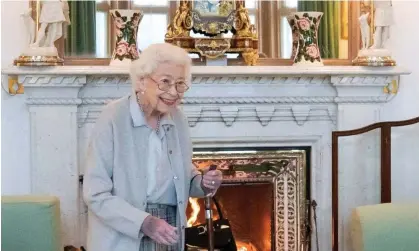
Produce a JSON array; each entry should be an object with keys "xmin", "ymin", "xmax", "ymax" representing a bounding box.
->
[
  {"xmin": 2, "ymin": 65, "xmax": 410, "ymax": 76},
  {"xmin": 1, "ymin": 65, "xmax": 411, "ymax": 251},
  {"xmin": 2, "ymin": 65, "xmax": 410, "ymax": 126}
]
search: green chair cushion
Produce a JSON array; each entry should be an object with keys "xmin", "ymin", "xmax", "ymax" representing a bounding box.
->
[
  {"xmin": 1, "ymin": 195, "xmax": 62, "ymax": 251},
  {"xmin": 350, "ymin": 203, "xmax": 419, "ymax": 251}
]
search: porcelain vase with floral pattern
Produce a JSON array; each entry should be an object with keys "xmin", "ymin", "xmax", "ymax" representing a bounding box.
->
[
  {"xmin": 110, "ymin": 9, "xmax": 143, "ymax": 66},
  {"xmin": 287, "ymin": 12, "xmax": 323, "ymax": 66}
]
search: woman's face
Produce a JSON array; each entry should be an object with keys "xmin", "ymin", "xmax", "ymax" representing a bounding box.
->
[{"xmin": 136, "ymin": 62, "xmax": 188, "ymax": 115}]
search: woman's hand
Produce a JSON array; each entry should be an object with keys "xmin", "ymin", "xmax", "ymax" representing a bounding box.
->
[
  {"xmin": 201, "ymin": 168, "xmax": 223, "ymax": 194},
  {"xmin": 141, "ymin": 215, "xmax": 179, "ymax": 245}
]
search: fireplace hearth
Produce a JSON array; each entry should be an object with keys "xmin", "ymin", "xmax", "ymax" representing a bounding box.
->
[{"xmin": 188, "ymin": 148, "xmax": 310, "ymax": 251}]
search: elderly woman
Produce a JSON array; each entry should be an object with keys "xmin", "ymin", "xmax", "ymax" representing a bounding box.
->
[{"xmin": 83, "ymin": 43, "xmax": 223, "ymax": 251}]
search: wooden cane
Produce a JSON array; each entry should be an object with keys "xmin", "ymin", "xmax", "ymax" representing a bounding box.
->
[
  {"xmin": 205, "ymin": 165, "xmax": 217, "ymax": 251},
  {"xmin": 205, "ymin": 193, "xmax": 214, "ymax": 251}
]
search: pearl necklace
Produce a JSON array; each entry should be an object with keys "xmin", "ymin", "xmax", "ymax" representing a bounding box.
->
[{"xmin": 136, "ymin": 94, "xmax": 161, "ymax": 135}]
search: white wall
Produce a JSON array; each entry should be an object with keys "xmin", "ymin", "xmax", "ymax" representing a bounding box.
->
[
  {"xmin": 1, "ymin": 0, "xmax": 419, "ymax": 198},
  {"xmin": 1, "ymin": 0, "xmax": 31, "ymax": 194},
  {"xmin": 384, "ymin": 0, "xmax": 419, "ymax": 120}
]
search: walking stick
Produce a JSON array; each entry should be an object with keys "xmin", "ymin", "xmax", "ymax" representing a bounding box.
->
[
  {"xmin": 205, "ymin": 193, "xmax": 214, "ymax": 251},
  {"xmin": 205, "ymin": 165, "xmax": 217, "ymax": 251}
]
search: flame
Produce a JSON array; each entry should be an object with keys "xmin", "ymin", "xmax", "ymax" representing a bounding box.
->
[
  {"xmin": 187, "ymin": 198, "xmax": 200, "ymax": 227},
  {"xmin": 236, "ymin": 241, "xmax": 258, "ymax": 251},
  {"xmin": 186, "ymin": 198, "xmax": 259, "ymax": 251}
]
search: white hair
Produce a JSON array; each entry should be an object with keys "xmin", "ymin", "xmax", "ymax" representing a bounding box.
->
[{"xmin": 129, "ymin": 43, "xmax": 192, "ymax": 89}]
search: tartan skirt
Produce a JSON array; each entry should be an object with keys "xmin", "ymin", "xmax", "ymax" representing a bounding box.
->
[{"xmin": 139, "ymin": 204, "xmax": 178, "ymax": 251}]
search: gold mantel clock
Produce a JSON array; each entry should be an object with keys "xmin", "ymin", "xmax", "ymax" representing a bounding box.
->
[{"xmin": 165, "ymin": 0, "xmax": 259, "ymax": 66}]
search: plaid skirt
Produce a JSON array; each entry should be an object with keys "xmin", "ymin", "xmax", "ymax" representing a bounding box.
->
[{"xmin": 139, "ymin": 204, "xmax": 178, "ymax": 251}]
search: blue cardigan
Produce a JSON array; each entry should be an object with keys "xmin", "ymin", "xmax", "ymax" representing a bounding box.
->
[{"xmin": 83, "ymin": 95, "xmax": 205, "ymax": 251}]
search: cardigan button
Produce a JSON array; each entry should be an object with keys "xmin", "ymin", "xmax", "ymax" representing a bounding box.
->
[{"xmin": 169, "ymin": 150, "xmax": 173, "ymax": 154}]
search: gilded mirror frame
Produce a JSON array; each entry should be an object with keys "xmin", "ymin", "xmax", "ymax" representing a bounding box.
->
[{"xmin": 29, "ymin": 0, "xmax": 372, "ymax": 66}]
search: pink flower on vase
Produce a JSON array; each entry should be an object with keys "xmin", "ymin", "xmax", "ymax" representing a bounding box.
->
[
  {"xmin": 129, "ymin": 44, "xmax": 139, "ymax": 59},
  {"xmin": 297, "ymin": 18, "xmax": 311, "ymax": 31},
  {"xmin": 114, "ymin": 17, "xmax": 126, "ymax": 29},
  {"xmin": 116, "ymin": 41, "xmax": 129, "ymax": 56},
  {"xmin": 116, "ymin": 29, "xmax": 123, "ymax": 37},
  {"xmin": 306, "ymin": 44, "xmax": 320, "ymax": 58}
]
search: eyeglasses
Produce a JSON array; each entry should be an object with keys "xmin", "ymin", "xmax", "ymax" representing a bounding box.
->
[{"xmin": 149, "ymin": 76, "xmax": 190, "ymax": 93}]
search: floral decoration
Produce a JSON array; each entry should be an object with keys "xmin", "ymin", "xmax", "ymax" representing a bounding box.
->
[
  {"xmin": 288, "ymin": 12, "xmax": 323, "ymax": 64},
  {"xmin": 111, "ymin": 10, "xmax": 142, "ymax": 61}
]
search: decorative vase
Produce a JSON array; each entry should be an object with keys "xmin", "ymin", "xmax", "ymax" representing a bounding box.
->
[
  {"xmin": 287, "ymin": 12, "xmax": 323, "ymax": 66},
  {"xmin": 109, "ymin": 9, "xmax": 143, "ymax": 66}
]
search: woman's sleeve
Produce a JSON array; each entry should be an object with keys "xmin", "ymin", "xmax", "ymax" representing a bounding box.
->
[
  {"xmin": 189, "ymin": 164, "xmax": 206, "ymax": 198},
  {"xmin": 181, "ymin": 113, "xmax": 206, "ymax": 198},
  {"xmin": 82, "ymin": 111, "xmax": 150, "ymax": 240}
]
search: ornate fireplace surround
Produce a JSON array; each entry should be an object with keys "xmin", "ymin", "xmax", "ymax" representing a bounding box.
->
[
  {"xmin": 1, "ymin": 65, "xmax": 410, "ymax": 251},
  {"xmin": 192, "ymin": 149, "xmax": 308, "ymax": 251}
]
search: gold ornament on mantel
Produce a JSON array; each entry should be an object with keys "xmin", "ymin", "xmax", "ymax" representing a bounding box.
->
[
  {"xmin": 353, "ymin": 0, "xmax": 396, "ymax": 66},
  {"xmin": 165, "ymin": 0, "xmax": 259, "ymax": 66},
  {"xmin": 166, "ymin": 1, "xmax": 192, "ymax": 39}
]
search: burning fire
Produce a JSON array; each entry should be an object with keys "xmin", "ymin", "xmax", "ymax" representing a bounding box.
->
[
  {"xmin": 187, "ymin": 198, "xmax": 201, "ymax": 227},
  {"xmin": 186, "ymin": 200, "xmax": 258, "ymax": 251},
  {"xmin": 236, "ymin": 241, "xmax": 258, "ymax": 251}
]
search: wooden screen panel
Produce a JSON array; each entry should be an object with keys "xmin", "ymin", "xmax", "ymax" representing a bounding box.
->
[{"xmin": 332, "ymin": 116, "xmax": 419, "ymax": 251}]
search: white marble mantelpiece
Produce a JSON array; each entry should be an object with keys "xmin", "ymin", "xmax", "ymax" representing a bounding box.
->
[
  {"xmin": 2, "ymin": 65, "xmax": 410, "ymax": 75},
  {"xmin": 1, "ymin": 65, "xmax": 411, "ymax": 251}
]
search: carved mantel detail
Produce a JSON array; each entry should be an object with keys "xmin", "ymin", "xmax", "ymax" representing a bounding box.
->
[{"xmin": 2, "ymin": 65, "xmax": 410, "ymax": 128}]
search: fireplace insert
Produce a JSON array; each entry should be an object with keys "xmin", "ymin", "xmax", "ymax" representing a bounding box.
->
[{"xmin": 187, "ymin": 148, "xmax": 311, "ymax": 251}]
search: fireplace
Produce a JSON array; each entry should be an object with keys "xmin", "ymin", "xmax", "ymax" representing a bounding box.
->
[
  {"xmin": 3, "ymin": 64, "xmax": 407, "ymax": 250},
  {"xmin": 187, "ymin": 148, "xmax": 310, "ymax": 251}
]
